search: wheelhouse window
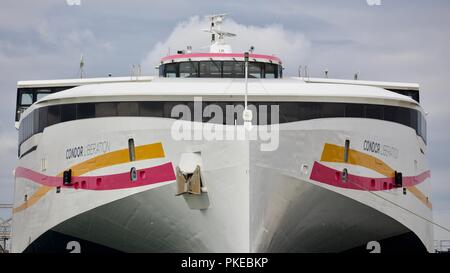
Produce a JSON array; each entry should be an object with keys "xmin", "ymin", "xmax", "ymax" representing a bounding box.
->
[
  {"xmin": 20, "ymin": 92, "xmax": 33, "ymax": 106},
  {"xmin": 199, "ymin": 61, "xmax": 222, "ymax": 78},
  {"xmin": 249, "ymin": 63, "xmax": 263, "ymax": 78},
  {"xmin": 164, "ymin": 63, "xmax": 178, "ymax": 78},
  {"xmin": 222, "ymin": 61, "xmax": 244, "ymax": 78},
  {"xmin": 160, "ymin": 61, "xmax": 282, "ymax": 79},
  {"xmin": 179, "ymin": 62, "xmax": 199, "ymax": 78},
  {"xmin": 36, "ymin": 89, "xmax": 52, "ymax": 101},
  {"xmin": 16, "ymin": 86, "xmax": 75, "ymax": 122},
  {"xmin": 264, "ymin": 63, "xmax": 277, "ymax": 78}
]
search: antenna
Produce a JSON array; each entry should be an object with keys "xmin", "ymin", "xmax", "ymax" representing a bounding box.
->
[
  {"xmin": 79, "ymin": 54, "xmax": 85, "ymax": 79},
  {"xmin": 131, "ymin": 64, "xmax": 141, "ymax": 80},
  {"xmin": 203, "ymin": 14, "xmax": 236, "ymax": 53}
]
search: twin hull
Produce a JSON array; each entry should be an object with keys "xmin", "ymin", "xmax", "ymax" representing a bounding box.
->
[{"xmin": 12, "ymin": 117, "xmax": 433, "ymax": 252}]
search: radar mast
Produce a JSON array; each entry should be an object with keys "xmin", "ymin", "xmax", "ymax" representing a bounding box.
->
[{"xmin": 203, "ymin": 14, "xmax": 236, "ymax": 53}]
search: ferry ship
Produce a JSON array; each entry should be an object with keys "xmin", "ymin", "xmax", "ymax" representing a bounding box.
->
[{"xmin": 11, "ymin": 14, "xmax": 433, "ymax": 253}]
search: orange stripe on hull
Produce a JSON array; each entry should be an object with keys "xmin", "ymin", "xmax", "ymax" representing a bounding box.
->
[
  {"xmin": 320, "ymin": 143, "xmax": 395, "ymax": 177},
  {"xmin": 14, "ymin": 142, "xmax": 166, "ymax": 214},
  {"xmin": 13, "ymin": 186, "xmax": 52, "ymax": 213},
  {"xmin": 319, "ymin": 143, "xmax": 431, "ymax": 209},
  {"xmin": 408, "ymin": 186, "xmax": 432, "ymax": 209},
  {"xmin": 62, "ymin": 142, "xmax": 165, "ymax": 177}
]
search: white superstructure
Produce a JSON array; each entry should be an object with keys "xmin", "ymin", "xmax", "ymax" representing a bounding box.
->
[{"xmin": 11, "ymin": 15, "xmax": 433, "ymax": 253}]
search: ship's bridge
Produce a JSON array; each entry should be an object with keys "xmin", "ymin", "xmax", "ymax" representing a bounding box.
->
[{"xmin": 158, "ymin": 52, "xmax": 283, "ymax": 79}]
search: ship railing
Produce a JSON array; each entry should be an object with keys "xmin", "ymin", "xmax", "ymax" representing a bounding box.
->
[{"xmin": 434, "ymin": 240, "xmax": 450, "ymax": 253}]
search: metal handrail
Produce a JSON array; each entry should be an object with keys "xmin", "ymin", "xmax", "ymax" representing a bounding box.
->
[{"xmin": 0, "ymin": 204, "xmax": 13, "ymax": 209}]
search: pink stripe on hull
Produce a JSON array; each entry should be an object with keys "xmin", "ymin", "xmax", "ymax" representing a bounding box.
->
[
  {"xmin": 15, "ymin": 163, "xmax": 176, "ymax": 191},
  {"xmin": 309, "ymin": 161, "xmax": 430, "ymax": 191}
]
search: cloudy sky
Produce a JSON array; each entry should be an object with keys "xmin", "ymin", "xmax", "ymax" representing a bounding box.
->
[{"xmin": 1, "ymin": 0, "xmax": 449, "ymax": 242}]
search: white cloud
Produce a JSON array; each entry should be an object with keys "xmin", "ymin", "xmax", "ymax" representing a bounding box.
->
[{"xmin": 141, "ymin": 16, "xmax": 312, "ymax": 75}]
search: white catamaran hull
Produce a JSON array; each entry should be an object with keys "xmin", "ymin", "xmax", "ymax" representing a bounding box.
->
[{"xmin": 11, "ymin": 117, "xmax": 433, "ymax": 253}]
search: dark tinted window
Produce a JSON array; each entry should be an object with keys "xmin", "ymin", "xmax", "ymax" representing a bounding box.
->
[
  {"xmin": 411, "ymin": 110, "xmax": 419, "ymax": 135},
  {"xmin": 33, "ymin": 110, "xmax": 40, "ymax": 134},
  {"xmin": 18, "ymin": 101, "xmax": 428, "ymax": 150},
  {"xmin": 199, "ymin": 61, "xmax": 221, "ymax": 78},
  {"xmin": 387, "ymin": 89, "xmax": 420, "ymax": 102},
  {"xmin": 396, "ymin": 107, "xmax": 411, "ymax": 127},
  {"xmin": 222, "ymin": 61, "xmax": 245, "ymax": 78},
  {"xmin": 322, "ymin": 103, "xmax": 345, "ymax": 118},
  {"xmin": 205, "ymin": 102, "xmax": 226, "ymax": 124},
  {"xmin": 61, "ymin": 104, "xmax": 76, "ymax": 122},
  {"xmin": 420, "ymin": 115, "xmax": 427, "ymax": 142},
  {"xmin": 228, "ymin": 103, "xmax": 245, "ymax": 125},
  {"xmin": 264, "ymin": 63, "xmax": 278, "ymax": 78},
  {"xmin": 383, "ymin": 106, "xmax": 398, "ymax": 123},
  {"xmin": 366, "ymin": 105, "xmax": 383, "ymax": 119},
  {"xmin": 27, "ymin": 114, "xmax": 32, "ymax": 140},
  {"xmin": 96, "ymin": 102, "xmax": 118, "ymax": 117},
  {"xmin": 249, "ymin": 63, "xmax": 263, "ymax": 78},
  {"xmin": 279, "ymin": 102, "xmax": 298, "ymax": 123},
  {"xmin": 140, "ymin": 102, "xmax": 163, "ymax": 117},
  {"xmin": 118, "ymin": 102, "xmax": 139, "ymax": 116},
  {"xmin": 164, "ymin": 63, "xmax": 178, "ymax": 77},
  {"xmin": 160, "ymin": 61, "xmax": 282, "ymax": 79},
  {"xmin": 38, "ymin": 107, "xmax": 47, "ymax": 132},
  {"xmin": 297, "ymin": 102, "xmax": 320, "ymax": 121},
  {"xmin": 164, "ymin": 102, "xmax": 188, "ymax": 120},
  {"xmin": 47, "ymin": 105, "xmax": 61, "ymax": 126},
  {"xmin": 346, "ymin": 104, "xmax": 365, "ymax": 118},
  {"xmin": 179, "ymin": 62, "xmax": 199, "ymax": 78},
  {"xmin": 16, "ymin": 87, "xmax": 76, "ymax": 122},
  {"xmin": 77, "ymin": 103, "xmax": 95, "ymax": 119}
]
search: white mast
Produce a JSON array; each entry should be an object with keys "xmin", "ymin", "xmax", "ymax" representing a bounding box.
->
[
  {"xmin": 203, "ymin": 14, "xmax": 252, "ymax": 129},
  {"xmin": 243, "ymin": 51, "xmax": 252, "ymax": 130},
  {"xmin": 203, "ymin": 14, "xmax": 236, "ymax": 53}
]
